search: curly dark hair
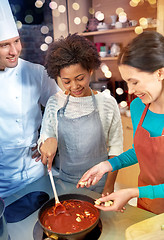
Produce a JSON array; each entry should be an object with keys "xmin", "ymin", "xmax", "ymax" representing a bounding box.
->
[
  {"xmin": 45, "ymin": 33, "xmax": 101, "ymax": 81},
  {"xmin": 118, "ymin": 31, "xmax": 164, "ymax": 73}
]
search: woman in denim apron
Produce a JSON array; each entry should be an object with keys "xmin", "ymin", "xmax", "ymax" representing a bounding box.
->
[
  {"xmin": 78, "ymin": 31, "xmax": 164, "ymax": 214},
  {"xmin": 39, "ymin": 34, "xmax": 123, "ymax": 194}
]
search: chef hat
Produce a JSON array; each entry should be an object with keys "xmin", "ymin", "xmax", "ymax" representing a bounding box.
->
[{"xmin": 0, "ymin": 0, "xmax": 19, "ymax": 42}]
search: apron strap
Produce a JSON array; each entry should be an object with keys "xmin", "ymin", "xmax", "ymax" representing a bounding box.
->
[
  {"xmin": 91, "ymin": 89, "xmax": 99, "ymax": 111},
  {"xmin": 138, "ymin": 104, "xmax": 164, "ymax": 136},
  {"xmin": 138, "ymin": 104, "xmax": 149, "ymax": 126},
  {"xmin": 58, "ymin": 94, "xmax": 70, "ymax": 116}
]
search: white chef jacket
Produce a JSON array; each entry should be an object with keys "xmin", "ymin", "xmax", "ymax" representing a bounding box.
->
[{"xmin": 0, "ymin": 58, "xmax": 59, "ymax": 198}]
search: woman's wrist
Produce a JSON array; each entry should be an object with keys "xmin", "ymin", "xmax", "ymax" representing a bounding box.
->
[
  {"xmin": 128, "ymin": 188, "xmax": 139, "ymax": 198},
  {"xmin": 103, "ymin": 160, "xmax": 113, "ymax": 173}
]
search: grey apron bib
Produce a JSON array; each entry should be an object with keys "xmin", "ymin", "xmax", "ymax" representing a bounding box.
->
[{"xmin": 55, "ymin": 91, "xmax": 108, "ymax": 193}]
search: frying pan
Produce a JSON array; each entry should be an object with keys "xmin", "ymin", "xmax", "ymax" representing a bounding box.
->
[{"xmin": 38, "ymin": 193, "xmax": 100, "ymax": 240}]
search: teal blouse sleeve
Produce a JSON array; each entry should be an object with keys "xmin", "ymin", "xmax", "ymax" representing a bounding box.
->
[
  {"xmin": 139, "ymin": 184, "xmax": 164, "ymax": 199},
  {"xmin": 108, "ymin": 147, "xmax": 138, "ymax": 171}
]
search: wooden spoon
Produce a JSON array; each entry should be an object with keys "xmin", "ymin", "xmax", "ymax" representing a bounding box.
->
[{"xmin": 48, "ymin": 169, "xmax": 66, "ymax": 215}]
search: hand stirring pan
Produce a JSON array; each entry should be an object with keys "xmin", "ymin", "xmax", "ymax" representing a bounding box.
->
[{"xmin": 48, "ymin": 169, "xmax": 66, "ymax": 215}]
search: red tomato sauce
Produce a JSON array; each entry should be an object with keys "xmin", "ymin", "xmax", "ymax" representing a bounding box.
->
[{"xmin": 40, "ymin": 199, "xmax": 99, "ymax": 234}]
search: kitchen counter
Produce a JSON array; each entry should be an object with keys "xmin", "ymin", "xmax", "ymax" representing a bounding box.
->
[{"xmin": 4, "ymin": 175, "xmax": 155, "ymax": 240}]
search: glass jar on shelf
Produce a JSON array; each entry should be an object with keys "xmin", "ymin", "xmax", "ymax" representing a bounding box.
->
[{"xmin": 110, "ymin": 43, "xmax": 121, "ymax": 57}]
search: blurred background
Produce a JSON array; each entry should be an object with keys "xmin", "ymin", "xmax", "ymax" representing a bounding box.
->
[
  {"xmin": 9, "ymin": 0, "xmax": 53, "ymax": 65},
  {"xmin": 9, "ymin": 0, "xmax": 158, "ymax": 106}
]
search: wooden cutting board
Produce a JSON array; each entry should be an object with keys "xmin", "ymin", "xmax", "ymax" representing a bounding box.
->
[{"xmin": 125, "ymin": 213, "xmax": 164, "ymax": 240}]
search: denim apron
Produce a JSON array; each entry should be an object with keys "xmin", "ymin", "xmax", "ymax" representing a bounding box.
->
[
  {"xmin": 134, "ymin": 104, "xmax": 164, "ymax": 214},
  {"xmin": 55, "ymin": 91, "xmax": 108, "ymax": 193}
]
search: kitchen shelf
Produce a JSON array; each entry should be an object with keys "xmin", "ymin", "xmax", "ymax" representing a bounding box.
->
[
  {"xmin": 80, "ymin": 25, "xmax": 156, "ymax": 37},
  {"xmin": 100, "ymin": 56, "xmax": 117, "ymax": 61}
]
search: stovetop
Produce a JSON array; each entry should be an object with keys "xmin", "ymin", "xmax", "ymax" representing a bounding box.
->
[
  {"xmin": 33, "ymin": 220, "xmax": 102, "ymax": 240},
  {"xmin": 5, "ymin": 175, "xmax": 155, "ymax": 240}
]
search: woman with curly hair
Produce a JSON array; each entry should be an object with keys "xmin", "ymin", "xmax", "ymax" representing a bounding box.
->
[{"xmin": 38, "ymin": 33, "xmax": 123, "ymax": 194}]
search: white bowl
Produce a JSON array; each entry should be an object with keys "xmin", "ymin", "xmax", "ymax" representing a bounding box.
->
[
  {"xmin": 99, "ymin": 52, "xmax": 107, "ymax": 57},
  {"xmin": 97, "ymin": 23, "xmax": 108, "ymax": 31}
]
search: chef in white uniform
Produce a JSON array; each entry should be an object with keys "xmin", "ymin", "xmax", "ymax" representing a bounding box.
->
[{"xmin": 0, "ymin": 0, "xmax": 59, "ymax": 198}]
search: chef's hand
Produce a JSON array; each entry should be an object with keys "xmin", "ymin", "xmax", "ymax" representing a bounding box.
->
[
  {"xmin": 32, "ymin": 144, "xmax": 41, "ymax": 162},
  {"xmin": 77, "ymin": 161, "xmax": 112, "ymax": 188},
  {"xmin": 39, "ymin": 137, "xmax": 58, "ymax": 171},
  {"xmin": 94, "ymin": 188, "xmax": 139, "ymax": 213}
]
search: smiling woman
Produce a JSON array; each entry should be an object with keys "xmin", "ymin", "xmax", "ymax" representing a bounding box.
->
[
  {"xmin": 118, "ymin": 65, "xmax": 162, "ymax": 106},
  {"xmin": 38, "ymin": 33, "xmax": 123, "ymax": 195},
  {"xmin": 77, "ymin": 31, "xmax": 164, "ymax": 215}
]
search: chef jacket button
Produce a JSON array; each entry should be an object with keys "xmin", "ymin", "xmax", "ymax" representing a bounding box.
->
[{"xmin": 16, "ymin": 119, "xmax": 20, "ymax": 123}]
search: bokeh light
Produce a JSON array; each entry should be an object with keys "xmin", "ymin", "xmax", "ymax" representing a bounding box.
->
[
  {"xmin": 89, "ymin": 8, "xmax": 95, "ymax": 15},
  {"xmin": 40, "ymin": 43, "xmax": 48, "ymax": 51},
  {"xmin": 45, "ymin": 36, "xmax": 53, "ymax": 44},
  {"xmin": 139, "ymin": 17, "xmax": 147, "ymax": 26},
  {"xmin": 41, "ymin": 25, "xmax": 49, "ymax": 34},
  {"xmin": 58, "ymin": 23, "xmax": 67, "ymax": 31},
  {"xmin": 95, "ymin": 11, "xmax": 104, "ymax": 21},
  {"xmin": 82, "ymin": 16, "xmax": 88, "ymax": 24},
  {"xmin": 49, "ymin": 1, "xmax": 58, "ymax": 10},
  {"xmin": 139, "ymin": 17, "xmax": 148, "ymax": 29},
  {"xmin": 104, "ymin": 70, "xmax": 112, "ymax": 78},
  {"xmin": 129, "ymin": 1, "xmax": 138, "ymax": 7},
  {"xmin": 116, "ymin": 88, "xmax": 124, "ymax": 95},
  {"xmin": 100, "ymin": 63, "xmax": 109, "ymax": 73},
  {"xmin": 135, "ymin": 26, "xmax": 143, "ymax": 34},
  {"xmin": 116, "ymin": 8, "xmax": 124, "ymax": 15},
  {"xmin": 35, "ymin": 0, "xmax": 44, "ymax": 8},
  {"xmin": 74, "ymin": 17, "xmax": 81, "ymax": 25},
  {"xmin": 25, "ymin": 15, "xmax": 33, "ymax": 24},
  {"xmin": 16, "ymin": 20, "xmax": 22, "ymax": 29},
  {"xmin": 132, "ymin": 0, "xmax": 140, "ymax": 4},
  {"xmin": 72, "ymin": 3, "xmax": 80, "ymax": 11},
  {"xmin": 119, "ymin": 12, "xmax": 127, "ymax": 23},
  {"xmin": 148, "ymin": 0, "xmax": 156, "ymax": 4},
  {"xmin": 119, "ymin": 15, "xmax": 127, "ymax": 23},
  {"xmin": 58, "ymin": 5, "xmax": 66, "ymax": 13},
  {"xmin": 120, "ymin": 101, "xmax": 128, "ymax": 108}
]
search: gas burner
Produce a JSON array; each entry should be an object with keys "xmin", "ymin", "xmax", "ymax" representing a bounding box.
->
[{"xmin": 33, "ymin": 219, "xmax": 102, "ymax": 240}]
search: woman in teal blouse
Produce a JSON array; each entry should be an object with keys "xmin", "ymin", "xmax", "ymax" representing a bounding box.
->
[{"xmin": 77, "ymin": 31, "xmax": 164, "ymax": 214}]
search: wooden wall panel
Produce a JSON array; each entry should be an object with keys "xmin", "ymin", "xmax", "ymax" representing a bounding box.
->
[
  {"xmin": 68, "ymin": 0, "xmax": 92, "ymax": 34},
  {"xmin": 52, "ymin": 0, "xmax": 92, "ymax": 39},
  {"xmin": 157, "ymin": 0, "xmax": 164, "ymax": 35}
]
